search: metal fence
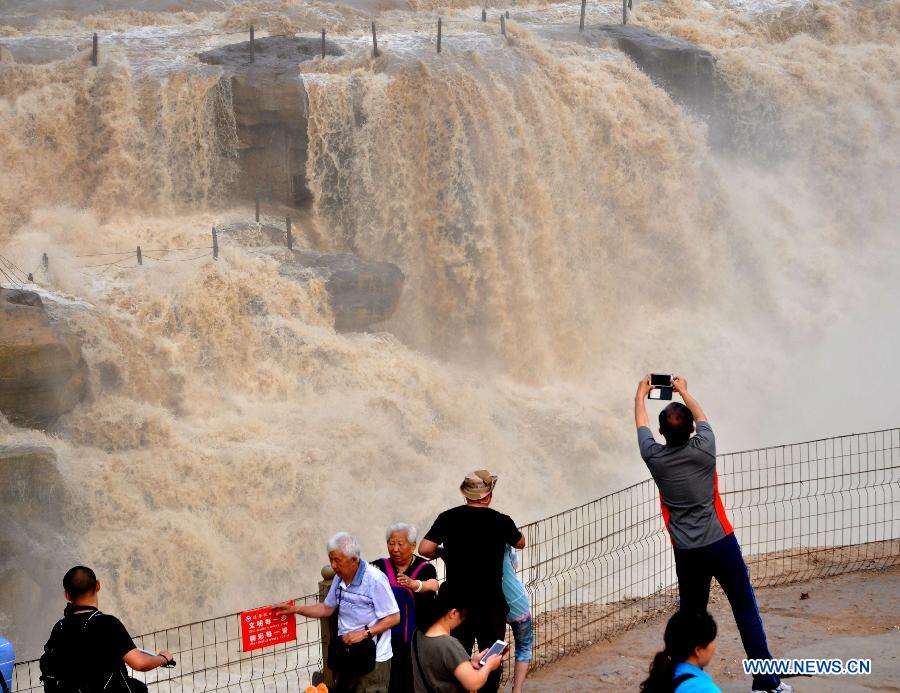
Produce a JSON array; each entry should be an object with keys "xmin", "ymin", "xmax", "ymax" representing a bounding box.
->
[{"xmin": 13, "ymin": 428, "xmax": 900, "ymax": 691}]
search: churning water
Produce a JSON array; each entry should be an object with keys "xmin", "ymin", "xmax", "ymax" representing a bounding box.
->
[{"xmin": 0, "ymin": 0, "xmax": 897, "ymax": 658}]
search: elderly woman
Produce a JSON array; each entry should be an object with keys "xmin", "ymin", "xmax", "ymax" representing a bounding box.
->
[{"xmin": 372, "ymin": 522, "xmax": 439, "ymax": 693}]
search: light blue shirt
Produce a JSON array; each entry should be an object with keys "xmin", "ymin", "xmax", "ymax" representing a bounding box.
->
[
  {"xmin": 0, "ymin": 636, "xmax": 13, "ymax": 692},
  {"xmin": 502, "ymin": 546, "xmax": 530, "ymax": 623},
  {"xmin": 324, "ymin": 561, "xmax": 399, "ymax": 662},
  {"xmin": 673, "ymin": 662, "xmax": 721, "ymax": 692}
]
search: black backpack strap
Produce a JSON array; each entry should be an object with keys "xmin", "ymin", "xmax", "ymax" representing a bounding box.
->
[
  {"xmin": 1, "ymin": 669, "xmax": 10, "ymax": 693},
  {"xmin": 672, "ymin": 672, "xmax": 696, "ymax": 690},
  {"xmin": 411, "ymin": 633, "xmax": 437, "ymax": 693}
]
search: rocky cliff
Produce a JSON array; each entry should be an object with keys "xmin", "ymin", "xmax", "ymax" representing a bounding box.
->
[
  {"xmin": 0, "ymin": 289, "xmax": 88, "ymax": 429},
  {"xmin": 199, "ymin": 36, "xmax": 343, "ymax": 208}
]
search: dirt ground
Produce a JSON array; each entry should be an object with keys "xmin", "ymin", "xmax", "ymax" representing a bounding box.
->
[{"xmin": 527, "ymin": 564, "xmax": 900, "ymax": 692}]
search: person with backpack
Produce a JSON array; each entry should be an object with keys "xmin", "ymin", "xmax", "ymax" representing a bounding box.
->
[
  {"xmin": 1, "ymin": 635, "xmax": 13, "ymax": 693},
  {"xmin": 640, "ymin": 610, "xmax": 721, "ymax": 693},
  {"xmin": 371, "ymin": 522, "xmax": 439, "ymax": 693},
  {"xmin": 40, "ymin": 566, "xmax": 174, "ymax": 693}
]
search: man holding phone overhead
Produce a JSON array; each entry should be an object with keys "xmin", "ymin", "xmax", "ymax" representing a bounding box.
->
[
  {"xmin": 419, "ymin": 470, "xmax": 525, "ymax": 693},
  {"xmin": 635, "ymin": 374, "xmax": 790, "ymax": 693}
]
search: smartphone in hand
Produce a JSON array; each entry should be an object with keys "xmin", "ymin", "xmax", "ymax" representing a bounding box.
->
[{"xmin": 478, "ymin": 640, "xmax": 509, "ymax": 667}]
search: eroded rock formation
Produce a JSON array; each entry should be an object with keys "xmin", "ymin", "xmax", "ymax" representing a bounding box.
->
[
  {"xmin": 199, "ymin": 37, "xmax": 342, "ymax": 207},
  {"xmin": 218, "ymin": 222, "xmax": 404, "ymax": 331},
  {"xmin": 0, "ymin": 289, "xmax": 88, "ymax": 428},
  {"xmin": 538, "ymin": 24, "xmax": 718, "ymax": 117}
]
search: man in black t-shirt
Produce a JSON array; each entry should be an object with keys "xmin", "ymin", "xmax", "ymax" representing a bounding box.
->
[
  {"xmin": 419, "ymin": 470, "xmax": 525, "ymax": 693},
  {"xmin": 41, "ymin": 566, "xmax": 174, "ymax": 693}
]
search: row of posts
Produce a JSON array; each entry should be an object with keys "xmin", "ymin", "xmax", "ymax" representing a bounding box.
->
[
  {"xmin": 255, "ymin": 190, "xmax": 294, "ymax": 250},
  {"xmin": 36, "ymin": 215, "xmax": 298, "ymax": 274},
  {"xmin": 87, "ymin": 4, "xmax": 634, "ymax": 68}
]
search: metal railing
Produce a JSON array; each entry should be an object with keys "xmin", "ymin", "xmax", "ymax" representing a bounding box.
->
[{"xmin": 12, "ymin": 428, "xmax": 900, "ymax": 690}]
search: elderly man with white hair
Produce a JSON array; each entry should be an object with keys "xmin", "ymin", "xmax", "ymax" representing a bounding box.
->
[{"xmin": 274, "ymin": 532, "xmax": 400, "ymax": 692}]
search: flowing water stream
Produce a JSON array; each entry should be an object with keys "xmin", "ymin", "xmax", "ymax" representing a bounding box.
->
[{"xmin": 1, "ymin": 0, "xmax": 897, "ymax": 658}]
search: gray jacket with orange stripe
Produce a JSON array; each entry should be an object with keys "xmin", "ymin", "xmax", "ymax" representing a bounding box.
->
[{"xmin": 638, "ymin": 421, "xmax": 734, "ymax": 549}]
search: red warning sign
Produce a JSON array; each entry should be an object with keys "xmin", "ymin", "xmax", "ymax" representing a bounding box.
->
[{"xmin": 240, "ymin": 602, "xmax": 297, "ymax": 652}]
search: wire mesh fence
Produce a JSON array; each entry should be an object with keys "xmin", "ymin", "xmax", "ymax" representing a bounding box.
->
[{"xmin": 12, "ymin": 428, "xmax": 900, "ymax": 691}]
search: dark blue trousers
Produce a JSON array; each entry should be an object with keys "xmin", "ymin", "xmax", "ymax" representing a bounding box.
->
[{"xmin": 673, "ymin": 533, "xmax": 780, "ymax": 691}]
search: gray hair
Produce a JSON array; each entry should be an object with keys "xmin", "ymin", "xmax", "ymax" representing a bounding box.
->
[
  {"xmin": 326, "ymin": 531, "xmax": 361, "ymax": 558},
  {"xmin": 385, "ymin": 522, "xmax": 418, "ymax": 543}
]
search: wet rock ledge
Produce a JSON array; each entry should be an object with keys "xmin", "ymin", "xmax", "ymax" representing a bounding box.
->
[
  {"xmin": 199, "ymin": 37, "xmax": 343, "ymax": 208},
  {"xmin": 218, "ymin": 222, "xmax": 404, "ymax": 332},
  {"xmin": 0, "ymin": 289, "xmax": 87, "ymax": 429}
]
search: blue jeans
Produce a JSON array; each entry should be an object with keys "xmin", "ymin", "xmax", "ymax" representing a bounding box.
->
[
  {"xmin": 673, "ymin": 533, "xmax": 780, "ymax": 691},
  {"xmin": 508, "ymin": 614, "xmax": 533, "ymax": 662}
]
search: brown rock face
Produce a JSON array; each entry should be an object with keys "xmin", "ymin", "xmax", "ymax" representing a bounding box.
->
[
  {"xmin": 217, "ymin": 223, "xmax": 404, "ymax": 331},
  {"xmin": 0, "ymin": 444, "xmax": 65, "ymax": 524},
  {"xmin": 0, "ymin": 444, "xmax": 72, "ymax": 659},
  {"xmin": 0, "ymin": 289, "xmax": 88, "ymax": 428},
  {"xmin": 199, "ymin": 37, "xmax": 343, "ymax": 208},
  {"xmin": 285, "ymin": 249, "xmax": 405, "ymax": 332}
]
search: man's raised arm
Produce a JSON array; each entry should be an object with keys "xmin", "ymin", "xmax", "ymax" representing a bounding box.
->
[
  {"xmin": 634, "ymin": 373, "xmax": 652, "ymax": 429},
  {"xmin": 672, "ymin": 375, "xmax": 707, "ymax": 422}
]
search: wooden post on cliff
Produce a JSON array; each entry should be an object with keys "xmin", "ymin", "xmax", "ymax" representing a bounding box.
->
[
  {"xmin": 579, "ymin": 0, "xmax": 586, "ymax": 31},
  {"xmin": 91, "ymin": 33, "xmax": 98, "ymax": 66},
  {"xmin": 500, "ymin": 14, "xmax": 506, "ymax": 36},
  {"xmin": 255, "ymin": 190, "xmax": 260, "ymax": 222},
  {"xmin": 318, "ymin": 565, "xmax": 337, "ymax": 688},
  {"xmin": 42, "ymin": 253, "xmax": 48, "ymax": 272},
  {"xmin": 249, "ymin": 25, "xmax": 255, "ymax": 62},
  {"xmin": 437, "ymin": 18, "xmax": 442, "ymax": 54},
  {"xmin": 136, "ymin": 246, "xmax": 142, "ymax": 266},
  {"xmin": 371, "ymin": 22, "xmax": 379, "ymax": 58},
  {"xmin": 212, "ymin": 226, "xmax": 219, "ymax": 261},
  {"xmin": 622, "ymin": 0, "xmax": 627, "ymax": 24},
  {"xmin": 481, "ymin": 8, "xmax": 486, "ymax": 21},
  {"xmin": 286, "ymin": 216, "xmax": 293, "ymax": 251},
  {"xmin": 321, "ymin": 28, "xmax": 326, "ymax": 58}
]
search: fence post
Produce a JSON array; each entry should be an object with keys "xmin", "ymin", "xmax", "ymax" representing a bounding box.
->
[
  {"xmin": 91, "ymin": 33, "xmax": 98, "ymax": 66},
  {"xmin": 580, "ymin": 0, "xmax": 586, "ymax": 31},
  {"xmin": 500, "ymin": 14, "xmax": 506, "ymax": 36},
  {"xmin": 42, "ymin": 253, "xmax": 48, "ymax": 272},
  {"xmin": 212, "ymin": 226, "xmax": 219, "ymax": 261},
  {"xmin": 250, "ymin": 25, "xmax": 255, "ymax": 62},
  {"xmin": 371, "ymin": 22, "xmax": 379, "ymax": 58},
  {"xmin": 255, "ymin": 190, "xmax": 260, "ymax": 222},
  {"xmin": 286, "ymin": 216, "xmax": 293, "ymax": 251},
  {"xmin": 136, "ymin": 246, "xmax": 142, "ymax": 266},
  {"xmin": 437, "ymin": 18, "xmax": 442, "ymax": 54},
  {"xmin": 318, "ymin": 565, "xmax": 336, "ymax": 688},
  {"xmin": 482, "ymin": 8, "xmax": 486, "ymax": 21},
  {"xmin": 622, "ymin": 0, "xmax": 627, "ymax": 24},
  {"xmin": 321, "ymin": 28, "xmax": 326, "ymax": 58}
]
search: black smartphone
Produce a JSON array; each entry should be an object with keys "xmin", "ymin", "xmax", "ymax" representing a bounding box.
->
[{"xmin": 650, "ymin": 373, "xmax": 673, "ymax": 387}]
